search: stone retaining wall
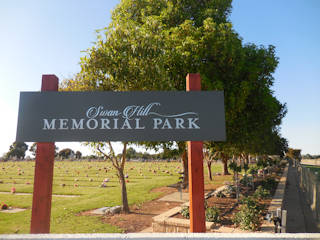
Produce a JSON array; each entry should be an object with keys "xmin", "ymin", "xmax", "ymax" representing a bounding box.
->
[{"xmin": 152, "ymin": 205, "xmax": 215, "ymax": 233}]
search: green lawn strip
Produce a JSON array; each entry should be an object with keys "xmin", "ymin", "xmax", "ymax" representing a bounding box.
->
[
  {"xmin": 0, "ymin": 194, "xmax": 32, "ymax": 208},
  {"xmin": 0, "ymin": 210, "xmax": 31, "ymax": 234}
]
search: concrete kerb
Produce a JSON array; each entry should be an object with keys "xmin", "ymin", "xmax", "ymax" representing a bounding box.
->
[
  {"xmin": 1, "ymin": 233, "xmax": 320, "ymax": 240},
  {"xmin": 261, "ymin": 165, "xmax": 289, "ymax": 232}
]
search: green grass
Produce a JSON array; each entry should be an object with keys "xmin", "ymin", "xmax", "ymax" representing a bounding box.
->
[
  {"xmin": 0, "ymin": 160, "xmax": 228, "ymax": 233},
  {"xmin": 0, "ymin": 160, "xmax": 181, "ymax": 233}
]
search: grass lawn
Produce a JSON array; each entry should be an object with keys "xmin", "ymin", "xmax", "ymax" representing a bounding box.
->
[{"xmin": 0, "ymin": 160, "xmax": 228, "ymax": 233}]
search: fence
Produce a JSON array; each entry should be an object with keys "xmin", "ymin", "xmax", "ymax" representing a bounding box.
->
[{"xmin": 298, "ymin": 164, "xmax": 320, "ymax": 225}]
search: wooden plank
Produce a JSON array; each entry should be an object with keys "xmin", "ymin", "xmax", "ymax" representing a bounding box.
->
[
  {"xmin": 186, "ymin": 73, "xmax": 206, "ymax": 232},
  {"xmin": 30, "ymin": 75, "xmax": 58, "ymax": 233}
]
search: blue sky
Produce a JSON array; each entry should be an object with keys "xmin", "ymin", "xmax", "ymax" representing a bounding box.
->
[{"xmin": 0, "ymin": 0, "xmax": 319, "ymax": 156}]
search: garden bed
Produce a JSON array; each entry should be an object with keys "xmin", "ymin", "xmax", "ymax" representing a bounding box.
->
[{"xmin": 152, "ymin": 169, "xmax": 284, "ymax": 233}]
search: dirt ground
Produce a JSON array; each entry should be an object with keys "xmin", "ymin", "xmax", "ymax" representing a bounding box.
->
[
  {"xmin": 81, "ymin": 180, "xmax": 275, "ymax": 233},
  {"xmin": 81, "ymin": 186, "xmax": 181, "ymax": 233}
]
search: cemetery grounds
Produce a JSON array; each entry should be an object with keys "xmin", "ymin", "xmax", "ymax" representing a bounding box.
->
[
  {"xmin": 0, "ymin": 160, "xmax": 231, "ymax": 233},
  {"xmin": 0, "ymin": 160, "xmax": 283, "ymax": 233}
]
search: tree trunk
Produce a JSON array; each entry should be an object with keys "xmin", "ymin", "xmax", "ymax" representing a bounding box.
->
[
  {"xmin": 182, "ymin": 149, "xmax": 188, "ymax": 188},
  {"xmin": 235, "ymin": 171, "xmax": 239, "ymax": 201},
  {"xmin": 222, "ymin": 154, "xmax": 230, "ymax": 175},
  {"xmin": 118, "ymin": 169, "xmax": 130, "ymax": 213},
  {"xmin": 207, "ymin": 161, "xmax": 213, "ymax": 181}
]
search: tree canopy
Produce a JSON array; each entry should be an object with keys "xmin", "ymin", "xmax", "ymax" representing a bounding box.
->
[
  {"xmin": 61, "ymin": 0, "xmax": 287, "ymax": 171},
  {"xmin": 5, "ymin": 142, "xmax": 28, "ymax": 160}
]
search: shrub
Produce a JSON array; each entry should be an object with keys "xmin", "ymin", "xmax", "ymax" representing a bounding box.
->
[
  {"xmin": 253, "ymin": 186, "xmax": 270, "ymax": 199},
  {"xmin": 261, "ymin": 177, "xmax": 277, "ymax": 190},
  {"xmin": 205, "ymin": 206, "xmax": 220, "ymax": 223},
  {"xmin": 248, "ymin": 166, "xmax": 258, "ymax": 175},
  {"xmin": 240, "ymin": 196, "xmax": 259, "ymax": 210},
  {"xmin": 233, "ymin": 205, "xmax": 260, "ymax": 231},
  {"xmin": 180, "ymin": 206, "xmax": 190, "ymax": 219},
  {"xmin": 180, "ymin": 205, "xmax": 221, "ymax": 222},
  {"xmin": 240, "ymin": 175, "xmax": 251, "ymax": 186}
]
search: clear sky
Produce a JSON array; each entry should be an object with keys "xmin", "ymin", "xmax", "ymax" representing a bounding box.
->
[{"xmin": 0, "ymin": 0, "xmax": 319, "ymax": 157}]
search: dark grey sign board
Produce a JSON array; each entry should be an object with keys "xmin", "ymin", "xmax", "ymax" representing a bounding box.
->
[{"xmin": 16, "ymin": 91, "xmax": 226, "ymax": 142}]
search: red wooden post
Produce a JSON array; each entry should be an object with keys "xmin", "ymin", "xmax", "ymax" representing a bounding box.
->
[
  {"xmin": 186, "ymin": 73, "xmax": 206, "ymax": 232},
  {"xmin": 30, "ymin": 75, "xmax": 58, "ymax": 233}
]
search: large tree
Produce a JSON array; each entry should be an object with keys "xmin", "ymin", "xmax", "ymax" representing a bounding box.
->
[
  {"xmin": 5, "ymin": 142, "xmax": 28, "ymax": 160},
  {"xmin": 61, "ymin": 0, "xmax": 287, "ymax": 210}
]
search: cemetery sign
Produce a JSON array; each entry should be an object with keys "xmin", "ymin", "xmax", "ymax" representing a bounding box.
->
[{"xmin": 16, "ymin": 91, "xmax": 226, "ymax": 142}]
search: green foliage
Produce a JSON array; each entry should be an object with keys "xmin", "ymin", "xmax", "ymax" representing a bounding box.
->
[
  {"xmin": 61, "ymin": 0, "xmax": 287, "ymax": 164},
  {"xmin": 205, "ymin": 206, "xmax": 221, "ymax": 223},
  {"xmin": 248, "ymin": 166, "xmax": 258, "ymax": 175},
  {"xmin": 228, "ymin": 162, "xmax": 241, "ymax": 173},
  {"xmin": 240, "ymin": 175, "xmax": 251, "ymax": 186},
  {"xmin": 302, "ymin": 154, "xmax": 320, "ymax": 159},
  {"xmin": 240, "ymin": 196, "xmax": 259, "ymax": 210},
  {"xmin": 257, "ymin": 158, "xmax": 268, "ymax": 169},
  {"xmin": 180, "ymin": 205, "xmax": 221, "ymax": 223},
  {"xmin": 243, "ymin": 163, "xmax": 249, "ymax": 172},
  {"xmin": 253, "ymin": 185, "xmax": 270, "ymax": 199},
  {"xmin": 233, "ymin": 196, "xmax": 261, "ymax": 231},
  {"xmin": 260, "ymin": 177, "xmax": 277, "ymax": 191},
  {"xmin": 233, "ymin": 205, "xmax": 260, "ymax": 231},
  {"xmin": 5, "ymin": 142, "xmax": 28, "ymax": 160},
  {"xmin": 180, "ymin": 206, "xmax": 190, "ymax": 219}
]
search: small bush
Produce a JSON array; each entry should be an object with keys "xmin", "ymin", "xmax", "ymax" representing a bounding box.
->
[
  {"xmin": 248, "ymin": 166, "xmax": 258, "ymax": 175},
  {"xmin": 253, "ymin": 186, "xmax": 270, "ymax": 199},
  {"xmin": 261, "ymin": 177, "xmax": 277, "ymax": 190},
  {"xmin": 180, "ymin": 205, "xmax": 221, "ymax": 223},
  {"xmin": 240, "ymin": 196, "xmax": 259, "ymax": 210},
  {"xmin": 205, "ymin": 206, "xmax": 220, "ymax": 223},
  {"xmin": 233, "ymin": 205, "xmax": 260, "ymax": 231},
  {"xmin": 180, "ymin": 206, "xmax": 190, "ymax": 219},
  {"xmin": 240, "ymin": 175, "xmax": 251, "ymax": 186}
]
